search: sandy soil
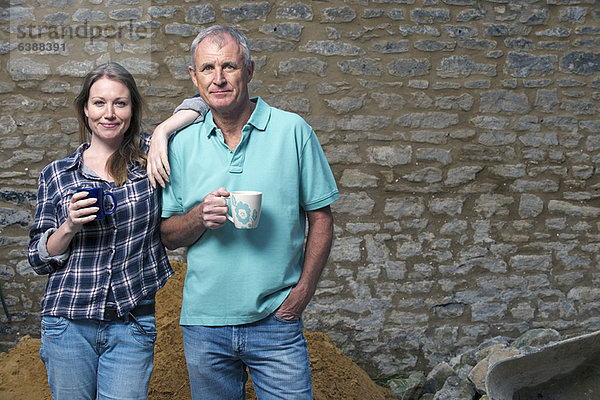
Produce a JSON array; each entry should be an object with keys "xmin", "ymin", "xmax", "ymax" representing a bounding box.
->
[{"xmin": 0, "ymin": 261, "xmax": 395, "ymax": 400}]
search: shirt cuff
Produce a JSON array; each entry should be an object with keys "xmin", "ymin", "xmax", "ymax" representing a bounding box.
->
[
  {"xmin": 173, "ymin": 97, "xmax": 209, "ymax": 124},
  {"xmin": 38, "ymin": 228, "xmax": 70, "ymax": 264}
]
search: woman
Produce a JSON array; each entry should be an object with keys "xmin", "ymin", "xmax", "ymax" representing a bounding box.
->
[{"xmin": 28, "ymin": 62, "xmax": 205, "ymax": 399}]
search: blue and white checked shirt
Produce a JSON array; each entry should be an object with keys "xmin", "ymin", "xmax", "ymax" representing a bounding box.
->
[{"xmin": 28, "ymin": 132, "xmax": 173, "ymax": 320}]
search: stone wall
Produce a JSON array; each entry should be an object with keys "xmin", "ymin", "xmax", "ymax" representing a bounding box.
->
[{"xmin": 1, "ymin": 0, "xmax": 600, "ymax": 379}]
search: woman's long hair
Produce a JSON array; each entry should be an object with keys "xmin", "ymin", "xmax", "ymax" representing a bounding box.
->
[{"xmin": 74, "ymin": 62, "xmax": 146, "ymax": 186}]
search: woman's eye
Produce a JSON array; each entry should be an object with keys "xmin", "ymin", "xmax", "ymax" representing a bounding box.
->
[{"xmin": 94, "ymin": 101, "xmax": 105, "ymax": 106}]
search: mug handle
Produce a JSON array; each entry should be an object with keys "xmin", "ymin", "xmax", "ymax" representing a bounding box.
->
[
  {"xmin": 104, "ymin": 192, "xmax": 117, "ymax": 215},
  {"xmin": 225, "ymin": 195, "xmax": 234, "ymax": 224}
]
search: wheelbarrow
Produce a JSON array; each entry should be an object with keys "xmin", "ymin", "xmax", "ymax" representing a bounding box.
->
[{"xmin": 486, "ymin": 329, "xmax": 600, "ymax": 400}]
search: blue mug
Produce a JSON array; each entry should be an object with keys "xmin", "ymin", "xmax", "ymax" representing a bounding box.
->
[{"xmin": 79, "ymin": 187, "xmax": 117, "ymax": 220}]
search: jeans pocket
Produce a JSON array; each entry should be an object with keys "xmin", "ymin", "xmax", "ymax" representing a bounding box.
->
[
  {"xmin": 129, "ymin": 314, "xmax": 157, "ymax": 346},
  {"xmin": 271, "ymin": 313, "xmax": 301, "ymax": 325},
  {"xmin": 41, "ymin": 316, "xmax": 69, "ymax": 337}
]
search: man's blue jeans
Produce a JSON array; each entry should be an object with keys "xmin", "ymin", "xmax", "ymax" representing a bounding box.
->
[
  {"xmin": 182, "ymin": 314, "xmax": 313, "ymax": 400},
  {"xmin": 39, "ymin": 310, "xmax": 156, "ymax": 399}
]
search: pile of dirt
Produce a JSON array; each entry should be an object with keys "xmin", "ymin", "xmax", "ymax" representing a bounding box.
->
[
  {"xmin": 0, "ymin": 261, "xmax": 395, "ymax": 400},
  {"xmin": 0, "ymin": 335, "xmax": 47, "ymax": 399}
]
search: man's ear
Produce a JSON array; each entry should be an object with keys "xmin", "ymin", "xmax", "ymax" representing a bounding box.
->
[
  {"xmin": 247, "ymin": 60, "xmax": 255, "ymax": 82},
  {"xmin": 189, "ymin": 66, "xmax": 199, "ymax": 89}
]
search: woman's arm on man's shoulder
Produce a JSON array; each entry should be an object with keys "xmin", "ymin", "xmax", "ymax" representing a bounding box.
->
[{"xmin": 147, "ymin": 96, "xmax": 208, "ymax": 188}]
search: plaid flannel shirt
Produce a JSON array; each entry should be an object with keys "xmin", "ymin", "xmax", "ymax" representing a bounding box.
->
[{"xmin": 28, "ymin": 132, "xmax": 173, "ymax": 320}]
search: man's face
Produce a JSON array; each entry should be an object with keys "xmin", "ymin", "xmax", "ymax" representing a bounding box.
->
[{"xmin": 189, "ymin": 33, "xmax": 254, "ymax": 115}]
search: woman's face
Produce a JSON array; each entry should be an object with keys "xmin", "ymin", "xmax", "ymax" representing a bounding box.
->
[{"xmin": 84, "ymin": 77, "xmax": 132, "ymax": 146}]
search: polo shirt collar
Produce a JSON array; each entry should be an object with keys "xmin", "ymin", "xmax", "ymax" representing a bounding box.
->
[
  {"xmin": 205, "ymin": 97, "xmax": 270, "ymax": 137},
  {"xmin": 247, "ymin": 97, "xmax": 270, "ymax": 131}
]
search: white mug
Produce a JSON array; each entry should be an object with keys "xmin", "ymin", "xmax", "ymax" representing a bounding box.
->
[{"xmin": 226, "ymin": 191, "xmax": 262, "ymax": 229}]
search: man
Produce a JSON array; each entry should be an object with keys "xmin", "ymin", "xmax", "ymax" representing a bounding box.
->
[{"xmin": 160, "ymin": 25, "xmax": 339, "ymax": 399}]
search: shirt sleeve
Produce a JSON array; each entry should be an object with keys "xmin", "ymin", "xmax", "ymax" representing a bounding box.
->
[
  {"xmin": 161, "ymin": 135, "xmax": 185, "ymax": 218},
  {"xmin": 37, "ymin": 228, "xmax": 70, "ymax": 263},
  {"xmin": 28, "ymin": 169, "xmax": 67, "ymax": 275},
  {"xmin": 173, "ymin": 96, "xmax": 209, "ymax": 124},
  {"xmin": 299, "ymin": 129, "xmax": 340, "ymax": 211}
]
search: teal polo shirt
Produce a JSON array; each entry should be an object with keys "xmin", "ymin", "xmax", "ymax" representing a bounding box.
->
[{"xmin": 162, "ymin": 97, "xmax": 339, "ymax": 326}]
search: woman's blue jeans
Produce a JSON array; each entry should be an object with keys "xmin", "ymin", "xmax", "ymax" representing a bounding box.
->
[
  {"xmin": 39, "ymin": 311, "xmax": 156, "ymax": 400},
  {"xmin": 182, "ymin": 314, "xmax": 313, "ymax": 400}
]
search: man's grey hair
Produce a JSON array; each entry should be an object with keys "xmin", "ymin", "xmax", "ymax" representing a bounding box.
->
[{"xmin": 190, "ymin": 25, "xmax": 252, "ymax": 71}]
